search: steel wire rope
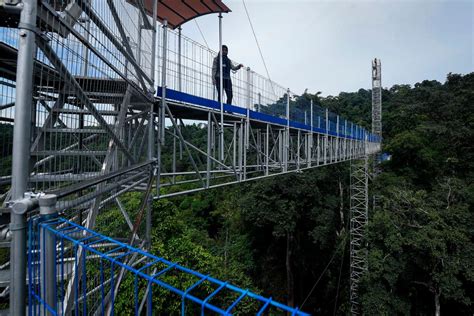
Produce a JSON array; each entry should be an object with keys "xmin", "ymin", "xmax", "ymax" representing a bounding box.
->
[
  {"xmin": 299, "ymin": 232, "xmax": 348, "ymax": 310},
  {"xmin": 333, "ymin": 233, "xmax": 347, "ymax": 315},
  {"xmin": 194, "ymin": 20, "xmax": 210, "ymax": 50},
  {"xmin": 241, "ymin": 0, "xmax": 277, "ymax": 98}
]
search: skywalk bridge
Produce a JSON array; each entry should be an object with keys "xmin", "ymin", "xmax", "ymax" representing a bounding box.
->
[{"xmin": 0, "ymin": 0, "xmax": 381, "ymax": 314}]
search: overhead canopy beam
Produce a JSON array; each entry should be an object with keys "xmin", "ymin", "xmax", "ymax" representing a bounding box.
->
[{"xmin": 126, "ymin": 0, "xmax": 231, "ymax": 29}]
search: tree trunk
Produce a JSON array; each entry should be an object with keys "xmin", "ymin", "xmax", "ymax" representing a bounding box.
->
[
  {"xmin": 338, "ymin": 179, "xmax": 345, "ymax": 235},
  {"xmin": 434, "ymin": 292, "xmax": 440, "ymax": 316},
  {"xmin": 224, "ymin": 228, "xmax": 229, "ymax": 275},
  {"xmin": 286, "ymin": 233, "xmax": 295, "ymax": 308}
]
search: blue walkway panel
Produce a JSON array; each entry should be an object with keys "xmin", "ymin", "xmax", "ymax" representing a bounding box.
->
[
  {"xmin": 28, "ymin": 217, "xmax": 310, "ymax": 315},
  {"xmin": 157, "ymin": 87, "xmax": 381, "ymax": 143}
]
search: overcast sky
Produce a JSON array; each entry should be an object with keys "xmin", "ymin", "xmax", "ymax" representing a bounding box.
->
[{"xmin": 181, "ymin": 0, "xmax": 473, "ymax": 96}]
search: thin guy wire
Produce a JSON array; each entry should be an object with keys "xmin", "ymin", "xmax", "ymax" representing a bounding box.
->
[
  {"xmin": 300, "ymin": 234, "xmax": 347, "ymax": 309},
  {"xmin": 241, "ymin": 0, "xmax": 276, "ymax": 97},
  {"xmin": 194, "ymin": 20, "xmax": 210, "ymax": 50},
  {"xmin": 333, "ymin": 234, "xmax": 347, "ymax": 315}
]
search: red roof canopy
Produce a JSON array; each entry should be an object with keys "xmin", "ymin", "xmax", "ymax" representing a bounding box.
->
[{"xmin": 128, "ymin": 0, "xmax": 231, "ymax": 29}]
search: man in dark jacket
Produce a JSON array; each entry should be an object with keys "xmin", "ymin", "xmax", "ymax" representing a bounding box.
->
[{"xmin": 212, "ymin": 45, "xmax": 243, "ymax": 105}]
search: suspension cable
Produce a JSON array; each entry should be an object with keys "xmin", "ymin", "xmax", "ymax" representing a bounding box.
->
[
  {"xmin": 241, "ymin": 0, "xmax": 277, "ymax": 97},
  {"xmin": 194, "ymin": 20, "xmax": 210, "ymax": 50}
]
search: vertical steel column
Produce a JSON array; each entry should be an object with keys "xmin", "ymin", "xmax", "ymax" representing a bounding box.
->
[
  {"xmin": 316, "ymin": 134, "xmax": 320, "ymax": 165},
  {"xmin": 358, "ymin": 125, "xmax": 361, "ymax": 157},
  {"xmin": 243, "ymin": 123, "xmax": 247, "ymax": 180},
  {"xmin": 305, "ymin": 131, "xmax": 309, "ymax": 166},
  {"xmin": 218, "ymin": 13, "xmax": 224, "ymax": 162},
  {"xmin": 233, "ymin": 122, "xmax": 237, "ymax": 170},
  {"xmin": 278, "ymin": 130, "xmax": 283, "ymax": 169},
  {"xmin": 10, "ymin": 1, "xmax": 37, "ymax": 314},
  {"xmin": 325, "ymin": 108, "xmax": 329, "ymax": 164},
  {"xmin": 156, "ymin": 20, "xmax": 167, "ymax": 197},
  {"xmin": 258, "ymin": 92, "xmax": 261, "ymax": 113},
  {"xmin": 243, "ymin": 68, "xmax": 251, "ymax": 179},
  {"xmin": 147, "ymin": 0, "xmax": 157, "ymax": 261},
  {"xmin": 137, "ymin": 11, "xmax": 142, "ymax": 68},
  {"xmin": 246, "ymin": 68, "xmax": 251, "ymax": 150},
  {"xmin": 179, "ymin": 120, "xmax": 183, "ymax": 160},
  {"xmin": 178, "ymin": 27, "xmax": 182, "ymax": 92},
  {"xmin": 238, "ymin": 121, "xmax": 243, "ymax": 181},
  {"xmin": 151, "ymin": 0, "xmax": 157, "ymax": 85},
  {"xmin": 39, "ymin": 194, "xmax": 58, "ymax": 316},
  {"xmin": 146, "ymin": 102, "xmax": 154, "ymax": 314},
  {"xmin": 350, "ymin": 123, "xmax": 354, "ymax": 159},
  {"xmin": 147, "ymin": 104, "xmax": 154, "ymax": 225},
  {"xmin": 160, "ymin": 20, "xmax": 168, "ymax": 145},
  {"xmin": 297, "ymin": 130, "xmax": 301, "ymax": 170},
  {"xmin": 356, "ymin": 126, "xmax": 359, "ymax": 157},
  {"xmin": 206, "ymin": 112, "xmax": 212, "ymax": 188},
  {"xmin": 254, "ymin": 128, "xmax": 263, "ymax": 171},
  {"xmin": 172, "ymin": 126, "xmax": 176, "ymax": 183},
  {"xmin": 78, "ymin": 0, "xmax": 91, "ymax": 173},
  {"xmin": 344, "ymin": 120, "xmax": 348, "ymax": 160},
  {"xmin": 336, "ymin": 115, "xmax": 339, "ymax": 162},
  {"xmin": 309, "ymin": 100, "xmax": 313, "ymax": 167},
  {"xmin": 265, "ymin": 124, "xmax": 269, "ymax": 176},
  {"xmin": 285, "ymin": 89, "xmax": 290, "ymax": 172}
]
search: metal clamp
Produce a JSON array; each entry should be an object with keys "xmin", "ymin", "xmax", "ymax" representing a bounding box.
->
[
  {"xmin": 38, "ymin": 194, "xmax": 57, "ymax": 216},
  {"xmin": 10, "ymin": 193, "xmax": 39, "ymax": 215}
]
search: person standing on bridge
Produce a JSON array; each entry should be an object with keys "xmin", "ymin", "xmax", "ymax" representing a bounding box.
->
[{"xmin": 212, "ymin": 45, "xmax": 244, "ymax": 105}]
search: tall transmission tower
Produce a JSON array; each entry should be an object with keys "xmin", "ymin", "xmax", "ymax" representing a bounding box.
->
[{"xmin": 349, "ymin": 59, "xmax": 382, "ymax": 315}]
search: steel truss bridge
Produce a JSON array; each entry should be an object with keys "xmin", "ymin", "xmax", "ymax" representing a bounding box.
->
[{"xmin": 0, "ymin": 0, "xmax": 381, "ymax": 315}]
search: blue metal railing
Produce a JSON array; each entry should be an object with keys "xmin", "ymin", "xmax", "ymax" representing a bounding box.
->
[{"xmin": 28, "ymin": 217, "xmax": 310, "ymax": 315}]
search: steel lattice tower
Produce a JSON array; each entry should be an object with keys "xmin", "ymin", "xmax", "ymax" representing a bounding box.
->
[
  {"xmin": 349, "ymin": 156, "xmax": 369, "ymax": 315},
  {"xmin": 371, "ymin": 59, "xmax": 382, "ymax": 141},
  {"xmin": 371, "ymin": 58, "xmax": 382, "ymax": 173},
  {"xmin": 350, "ymin": 59, "xmax": 382, "ymax": 315}
]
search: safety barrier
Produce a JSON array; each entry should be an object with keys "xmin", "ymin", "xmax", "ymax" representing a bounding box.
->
[{"xmin": 28, "ymin": 216, "xmax": 310, "ymax": 315}]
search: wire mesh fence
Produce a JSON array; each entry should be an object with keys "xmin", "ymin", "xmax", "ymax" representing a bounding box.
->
[
  {"xmin": 28, "ymin": 217, "xmax": 310, "ymax": 315},
  {"xmin": 156, "ymin": 24, "xmax": 380, "ymax": 142},
  {"xmin": 0, "ymin": 0, "xmax": 156, "ymax": 208}
]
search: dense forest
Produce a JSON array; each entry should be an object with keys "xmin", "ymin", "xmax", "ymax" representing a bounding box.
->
[{"xmin": 102, "ymin": 72, "xmax": 473, "ymax": 314}]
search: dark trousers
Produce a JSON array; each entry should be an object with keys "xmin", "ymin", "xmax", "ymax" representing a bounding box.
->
[{"xmin": 215, "ymin": 77, "xmax": 233, "ymax": 105}]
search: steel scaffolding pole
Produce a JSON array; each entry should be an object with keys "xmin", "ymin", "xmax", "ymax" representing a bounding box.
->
[
  {"xmin": 39, "ymin": 194, "xmax": 58, "ymax": 316},
  {"xmin": 285, "ymin": 89, "xmax": 290, "ymax": 172},
  {"xmin": 10, "ymin": 1, "xmax": 37, "ymax": 314},
  {"xmin": 218, "ymin": 13, "xmax": 224, "ymax": 162}
]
